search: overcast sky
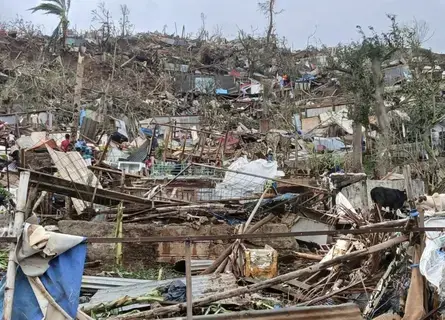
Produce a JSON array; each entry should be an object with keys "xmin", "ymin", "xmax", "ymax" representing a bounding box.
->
[{"xmin": 1, "ymin": 0, "xmax": 444, "ymax": 52}]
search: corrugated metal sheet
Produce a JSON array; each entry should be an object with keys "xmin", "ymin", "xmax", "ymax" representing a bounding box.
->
[
  {"xmin": 47, "ymin": 147, "xmax": 102, "ymax": 214},
  {"xmin": 175, "ymin": 75, "xmax": 235, "ymax": 93},
  {"xmin": 0, "ymin": 115, "xmax": 19, "ymax": 125},
  {"xmin": 306, "ymin": 106, "xmax": 333, "ymax": 118},
  {"xmin": 139, "ymin": 115, "xmax": 200, "ymax": 138},
  {"xmin": 80, "ymin": 116, "xmax": 99, "ymax": 141},
  {"xmin": 126, "ymin": 139, "xmax": 150, "ymax": 162},
  {"xmin": 81, "ymin": 276, "xmax": 152, "ymax": 292},
  {"xmin": 80, "ymin": 273, "xmax": 239, "ymax": 310},
  {"xmin": 163, "ymin": 303, "xmax": 362, "ymax": 320}
]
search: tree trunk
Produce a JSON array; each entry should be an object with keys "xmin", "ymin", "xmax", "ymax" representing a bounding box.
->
[
  {"xmin": 371, "ymin": 57, "xmax": 390, "ymax": 177},
  {"xmin": 422, "ymin": 130, "xmax": 436, "ymax": 161},
  {"xmin": 352, "ymin": 120, "xmax": 363, "ymax": 172},
  {"xmin": 62, "ymin": 19, "xmax": 68, "ymax": 48},
  {"xmin": 266, "ymin": 0, "xmax": 274, "ymax": 44},
  {"xmin": 371, "ymin": 58, "xmax": 390, "ymax": 135}
]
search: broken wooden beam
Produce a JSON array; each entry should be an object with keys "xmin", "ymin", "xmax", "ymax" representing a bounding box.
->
[
  {"xmin": 25, "ymin": 169, "xmax": 171, "ymax": 207},
  {"xmin": 294, "ymin": 252, "xmax": 323, "ymax": 261},
  {"xmin": 89, "ymin": 165, "xmax": 142, "ymax": 179},
  {"xmin": 111, "ymin": 235, "xmax": 408, "ymax": 319}
]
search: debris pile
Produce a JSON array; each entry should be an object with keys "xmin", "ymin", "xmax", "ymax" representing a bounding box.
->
[{"xmin": 1, "ymin": 22, "xmax": 445, "ymax": 320}]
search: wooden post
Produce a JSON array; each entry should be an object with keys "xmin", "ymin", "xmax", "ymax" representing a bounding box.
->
[
  {"xmin": 115, "ymin": 202, "xmax": 124, "ymax": 267},
  {"xmin": 222, "ymin": 131, "xmax": 229, "ymax": 161},
  {"xmin": 5, "ymin": 139, "xmax": 9, "ymax": 191},
  {"xmin": 198, "ymin": 133, "xmax": 206, "ymax": 161},
  {"xmin": 163, "ymin": 127, "xmax": 171, "ymax": 162},
  {"xmin": 403, "ymin": 165, "xmax": 414, "ymax": 208},
  {"xmin": 185, "ymin": 240, "xmax": 193, "ymax": 320},
  {"xmin": 294, "ymin": 132, "xmax": 299, "ymax": 168},
  {"xmin": 3, "ymin": 171, "xmax": 30, "ymax": 319},
  {"xmin": 180, "ymin": 131, "xmax": 187, "ymax": 162},
  {"xmin": 72, "ymin": 52, "xmax": 85, "ymax": 141},
  {"xmin": 96, "ymin": 136, "xmax": 112, "ymax": 166}
]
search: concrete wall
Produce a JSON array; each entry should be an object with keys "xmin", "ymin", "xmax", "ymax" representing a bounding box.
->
[
  {"xmin": 341, "ymin": 179, "xmax": 425, "ymax": 213},
  {"xmin": 366, "ymin": 179, "xmax": 425, "ymax": 209},
  {"xmin": 291, "ymin": 217, "xmax": 335, "ymax": 245},
  {"xmin": 342, "ymin": 180, "xmax": 368, "ymax": 211},
  {"xmin": 58, "ymin": 221, "xmax": 297, "ymax": 268}
]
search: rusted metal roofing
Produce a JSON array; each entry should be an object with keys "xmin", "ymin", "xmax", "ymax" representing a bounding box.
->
[{"xmin": 163, "ymin": 303, "xmax": 362, "ymax": 320}]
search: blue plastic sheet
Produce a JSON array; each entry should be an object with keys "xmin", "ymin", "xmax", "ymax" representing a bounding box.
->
[
  {"xmin": 0, "ymin": 242, "xmax": 87, "ymax": 320},
  {"xmin": 261, "ymin": 193, "xmax": 297, "ymax": 206},
  {"xmin": 79, "ymin": 109, "xmax": 86, "ymax": 126},
  {"xmin": 140, "ymin": 127, "xmax": 153, "ymax": 137}
]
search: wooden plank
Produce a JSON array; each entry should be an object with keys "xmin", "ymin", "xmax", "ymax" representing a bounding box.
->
[{"xmin": 26, "ymin": 169, "xmax": 171, "ymax": 207}]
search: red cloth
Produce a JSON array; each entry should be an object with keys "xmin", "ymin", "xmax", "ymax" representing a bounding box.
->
[{"xmin": 61, "ymin": 139, "xmax": 70, "ymax": 152}]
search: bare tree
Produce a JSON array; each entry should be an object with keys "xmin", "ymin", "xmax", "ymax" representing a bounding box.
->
[
  {"xmin": 1, "ymin": 16, "xmax": 43, "ymax": 38},
  {"xmin": 258, "ymin": 0, "xmax": 282, "ymax": 45},
  {"xmin": 198, "ymin": 12, "xmax": 208, "ymax": 41},
  {"xmin": 119, "ymin": 4, "xmax": 134, "ymax": 38},
  {"xmin": 327, "ymin": 43, "xmax": 373, "ymax": 172},
  {"xmin": 91, "ymin": 2, "xmax": 115, "ymax": 50}
]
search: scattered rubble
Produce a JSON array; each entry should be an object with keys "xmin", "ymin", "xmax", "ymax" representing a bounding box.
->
[{"xmin": 2, "ymin": 11, "xmax": 445, "ymax": 320}]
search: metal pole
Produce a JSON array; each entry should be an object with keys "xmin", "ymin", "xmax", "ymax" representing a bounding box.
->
[{"xmin": 185, "ymin": 240, "xmax": 193, "ymax": 320}]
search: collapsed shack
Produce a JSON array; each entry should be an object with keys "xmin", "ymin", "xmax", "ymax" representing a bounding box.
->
[
  {"xmin": 0, "ymin": 103, "xmax": 440, "ymax": 320},
  {"xmin": 0, "ymin": 154, "xmax": 442, "ymax": 320}
]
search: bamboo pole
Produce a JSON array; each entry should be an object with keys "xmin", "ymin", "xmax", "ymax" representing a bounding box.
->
[
  {"xmin": 96, "ymin": 136, "xmax": 112, "ymax": 166},
  {"xmin": 28, "ymin": 277, "xmax": 73, "ymax": 319},
  {"xmin": 294, "ymin": 252, "xmax": 323, "ymax": 261},
  {"xmin": 3, "ymin": 171, "xmax": 30, "ymax": 319},
  {"xmin": 243, "ymin": 188, "xmax": 269, "ymax": 233},
  {"xmin": 115, "ymin": 202, "xmax": 124, "ymax": 267},
  {"xmin": 112, "ymin": 235, "xmax": 408, "ymax": 320}
]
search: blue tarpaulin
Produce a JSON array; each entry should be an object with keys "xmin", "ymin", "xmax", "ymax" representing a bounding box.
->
[
  {"xmin": 296, "ymin": 74, "xmax": 316, "ymax": 83},
  {"xmin": 313, "ymin": 137, "xmax": 346, "ymax": 151},
  {"xmin": 140, "ymin": 127, "xmax": 154, "ymax": 137},
  {"xmin": 79, "ymin": 109, "xmax": 86, "ymax": 126},
  {"xmin": 0, "ymin": 242, "xmax": 87, "ymax": 319},
  {"xmin": 261, "ymin": 193, "xmax": 298, "ymax": 206}
]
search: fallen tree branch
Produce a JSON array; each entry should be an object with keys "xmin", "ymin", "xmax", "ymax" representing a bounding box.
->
[
  {"xmin": 112, "ymin": 235, "xmax": 408, "ymax": 319},
  {"xmin": 201, "ymin": 213, "xmax": 276, "ymax": 275}
]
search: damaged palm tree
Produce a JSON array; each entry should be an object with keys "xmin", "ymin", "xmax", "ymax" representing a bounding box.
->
[{"xmin": 29, "ymin": 0, "xmax": 71, "ymax": 49}]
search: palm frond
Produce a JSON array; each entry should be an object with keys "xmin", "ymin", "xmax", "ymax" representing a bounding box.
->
[
  {"xmin": 66, "ymin": 0, "xmax": 71, "ymax": 13},
  {"xmin": 29, "ymin": 3, "xmax": 64, "ymax": 16},
  {"xmin": 38, "ymin": 0, "xmax": 64, "ymax": 9}
]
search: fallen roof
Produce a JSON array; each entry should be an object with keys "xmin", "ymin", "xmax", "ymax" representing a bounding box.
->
[{"xmin": 80, "ymin": 273, "xmax": 242, "ymax": 311}]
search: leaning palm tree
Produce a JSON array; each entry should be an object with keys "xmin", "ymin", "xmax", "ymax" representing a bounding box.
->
[{"xmin": 29, "ymin": 0, "xmax": 71, "ymax": 48}]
